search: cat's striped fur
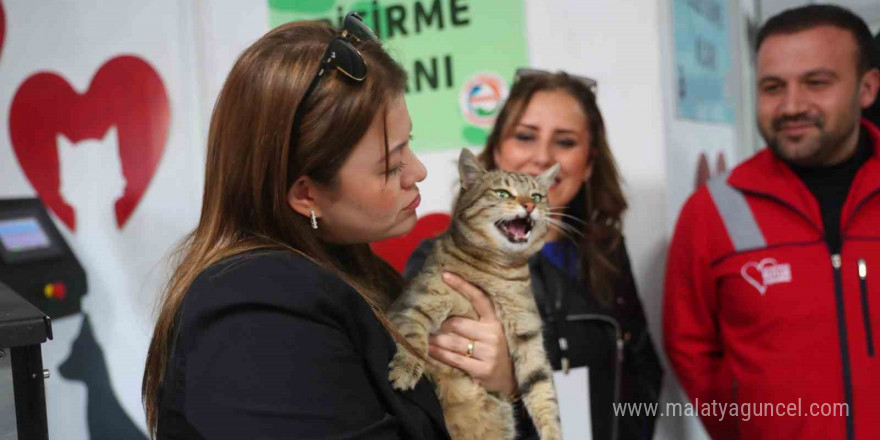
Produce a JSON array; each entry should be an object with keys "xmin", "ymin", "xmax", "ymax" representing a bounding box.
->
[{"xmin": 388, "ymin": 149, "xmax": 562, "ymax": 440}]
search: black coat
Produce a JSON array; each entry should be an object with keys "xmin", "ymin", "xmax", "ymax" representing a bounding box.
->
[
  {"xmin": 405, "ymin": 238, "xmax": 662, "ymax": 440},
  {"xmin": 157, "ymin": 251, "xmax": 452, "ymax": 440}
]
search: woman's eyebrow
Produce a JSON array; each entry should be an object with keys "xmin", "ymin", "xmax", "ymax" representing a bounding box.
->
[
  {"xmin": 377, "ymin": 140, "xmax": 408, "ymax": 164},
  {"xmin": 518, "ymin": 123, "xmax": 578, "ymax": 135}
]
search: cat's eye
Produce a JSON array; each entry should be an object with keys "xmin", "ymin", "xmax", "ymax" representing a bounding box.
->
[
  {"xmin": 495, "ymin": 190, "xmax": 512, "ymax": 199},
  {"xmin": 531, "ymin": 194, "xmax": 544, "ymax": 203}
]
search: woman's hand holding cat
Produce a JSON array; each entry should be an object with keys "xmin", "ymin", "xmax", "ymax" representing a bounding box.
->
[{"xmin": 428, "ymin": 272, "xmax": 518, "ymax": 398}]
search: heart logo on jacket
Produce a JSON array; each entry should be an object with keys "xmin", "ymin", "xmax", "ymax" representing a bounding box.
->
[
  {"xmin": 741, "ymin": 258, "xmax": 793, "ymax": 295},
  {"xmin": 9, "ymin": 55, "xmax": 170, "ymax": 231}
]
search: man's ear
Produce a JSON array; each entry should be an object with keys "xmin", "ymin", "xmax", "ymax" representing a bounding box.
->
[
  {"xmin": 860, "ymin": 67, "xmax": 880, "ymax": 109},
  {"xmin": 287, "ymin": 176, "xmax": 320, "ymax": 219}
]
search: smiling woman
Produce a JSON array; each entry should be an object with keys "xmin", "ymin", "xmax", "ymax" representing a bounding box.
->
[{"xmin": 406, "ymin": 71, "xmax": 663, "ymax": 440}]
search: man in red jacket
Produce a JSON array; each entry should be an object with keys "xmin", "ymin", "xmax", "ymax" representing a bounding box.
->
[{"xmin": 664, "ymin": 5, "xmax": 880, "ymax": 440}]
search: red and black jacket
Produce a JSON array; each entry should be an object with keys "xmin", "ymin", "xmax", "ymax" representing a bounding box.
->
[{"xmin": 664, "ymin": 120, "xmax": 880, "ymax": 440}]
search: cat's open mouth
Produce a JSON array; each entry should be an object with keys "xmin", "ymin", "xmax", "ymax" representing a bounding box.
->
[{"xmin": 495, "ymin": 216, "xmax": 533, "ymax": 244}]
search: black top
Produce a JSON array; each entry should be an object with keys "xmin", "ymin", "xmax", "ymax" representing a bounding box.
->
[
  {"xmin": 789, "ymin": 128, "xmax": 872, "ymax": 253},
  {"xmin": 405, "ymin": 238, "xmax": 663, "ymax": 440},
  {"xmin": 156, "ymin": 250, "xmax": 451, "ymax": 440}
]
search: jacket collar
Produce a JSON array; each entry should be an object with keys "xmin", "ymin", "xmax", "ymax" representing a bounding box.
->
[
  {"xmin": 727, "ymin": 118, "xmax": 880, "ymax": 233},
  {"xmin": 842, "ymin": 120, "xmax": 880, "ymax": 229}
]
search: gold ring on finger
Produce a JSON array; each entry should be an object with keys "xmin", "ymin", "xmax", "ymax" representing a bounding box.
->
[{"xmin": 466, "ymin": 340, "xmax": 475, "ymax": 358}]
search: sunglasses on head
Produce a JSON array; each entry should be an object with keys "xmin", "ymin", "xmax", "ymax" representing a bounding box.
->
[
  {"xmin": 290, "ymin": 12, "xmax": 377, "ymax": 144},
  {"xmin": 514, "ymin": 68, "xmax": 598, "ymax": 94}
]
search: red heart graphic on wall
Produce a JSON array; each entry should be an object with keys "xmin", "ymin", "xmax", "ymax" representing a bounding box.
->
[
  {"xmin": 9, "ymin": 55, "xmax": 170, "ymax": 231},
  {"xmin": 371, "ymin": 213, "xmax": 451, "ymax": 273}
]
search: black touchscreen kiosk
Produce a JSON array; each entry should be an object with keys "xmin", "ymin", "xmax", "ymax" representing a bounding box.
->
[{"xmin": 0, "ymin": 198, "xmax": 86, "ymax": 319}]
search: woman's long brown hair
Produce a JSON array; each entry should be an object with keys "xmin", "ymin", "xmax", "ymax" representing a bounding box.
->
[
  {"xmin": 142, "ymin": 21, "xmax": 413, "ymax": 436},
  {"xmin": 479, "ymin": 72, "xmax": 627, "ymax": 306}
]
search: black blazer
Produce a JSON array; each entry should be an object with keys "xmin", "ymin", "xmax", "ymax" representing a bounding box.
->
[{"xmin": 157, "ymin": 250, "xmax": 452, "ymax": 440}]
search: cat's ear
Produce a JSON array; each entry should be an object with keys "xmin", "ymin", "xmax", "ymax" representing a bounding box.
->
[
  {"xmin": 537, "ymin": 164, "xmax": 560, "ymax": 190},
  {"xmin": 458, "ymin": 149, "xmax": 485, "ymax": 190}
]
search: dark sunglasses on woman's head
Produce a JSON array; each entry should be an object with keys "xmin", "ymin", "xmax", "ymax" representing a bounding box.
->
[
  {"xmin": 290, "ymin": 12, "xmax": 377, "ymax": 143},
  {"xmin": 514, "ymin": 68, "xmax": 598, "ymax": 94},
  {"xmin": 340, "ymin": 11, "xmax": 377, "ymax": 45}
]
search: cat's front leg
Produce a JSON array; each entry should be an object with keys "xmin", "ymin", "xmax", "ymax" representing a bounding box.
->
[
  {"xmin": 388, "ymin": 342, "xmax": 426, "ymax": 390},
  {"xmin": 388, "ymin": 300, "xmax": 451, "ymax": 390},
  {"xmin": 508, "ymin": 317, "xmax": 563, "ymax": 440}
]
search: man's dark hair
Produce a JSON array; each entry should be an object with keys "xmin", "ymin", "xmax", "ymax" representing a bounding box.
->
[{"xmin": 756, "ymin": 4, "xmax": 877, "ymax": 74}]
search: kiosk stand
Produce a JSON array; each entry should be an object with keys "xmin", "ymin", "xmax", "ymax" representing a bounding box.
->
[
  {"xmin": 0, "ymin": 198, "xmax": 87, "ymax": 439},
  {"xmin": 0, "ymin": 281, "xmax": 52, "ymax": 440}
]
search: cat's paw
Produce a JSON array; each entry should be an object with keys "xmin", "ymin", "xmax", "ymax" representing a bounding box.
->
[
  {"xmin": 538, "ymin": 425, "xmax": 563, "ymax": 440},
  {"xmin": 388, "ymin": 349, "xmax": 424, "ymax": 390}
]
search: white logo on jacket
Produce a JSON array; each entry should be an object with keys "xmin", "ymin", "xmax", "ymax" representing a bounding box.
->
[{"xmin": 741, "ymin": 258, "xmax": 792, "ymax": 295}]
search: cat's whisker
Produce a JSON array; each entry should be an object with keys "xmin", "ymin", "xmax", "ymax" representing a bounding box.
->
[
  {"xmin": 546, "ymin": 225, "xmax": 581, "ymax": 243},
  {"xmin": 549, "ymin": 225, "xmax": 583, "ymax": 240},
  {"xmin": 544, "ymin": 216, "xmax": 582, "ymax": 231},
  {"xmin": 547, "ymin": 212, "xmax": 588, "ymax": 225},
  {"xmin": 544, "ymin": 218, "xmax": 584, "ymax": 240}
]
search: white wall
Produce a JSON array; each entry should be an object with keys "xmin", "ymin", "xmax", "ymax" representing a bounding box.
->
[
  {"xmin": 0, "ymin": 1, "xmax": 205, "ymax": 437},
  {"xmin": 655, "ymin": 0, "xmax": 750, "ymax": 436}
]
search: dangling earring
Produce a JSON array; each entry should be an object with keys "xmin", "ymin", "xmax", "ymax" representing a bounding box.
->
[{"xmin": 310, "ymin": 209, "xmax": 318, "ymax": 230}]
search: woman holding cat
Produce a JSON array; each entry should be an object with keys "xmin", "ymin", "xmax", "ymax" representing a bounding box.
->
[
  {"xmin": 407, "ymin": 71, "xmax": 663, "ymax": 440},
  {"xmin": 141, "ymin": 15, "xmax": 518, "ymax": 439}
]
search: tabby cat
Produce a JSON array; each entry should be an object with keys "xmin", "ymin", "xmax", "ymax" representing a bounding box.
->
[{"xmin": 388, "ymin": 149, "xmax": 562, "ymax": 440}]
